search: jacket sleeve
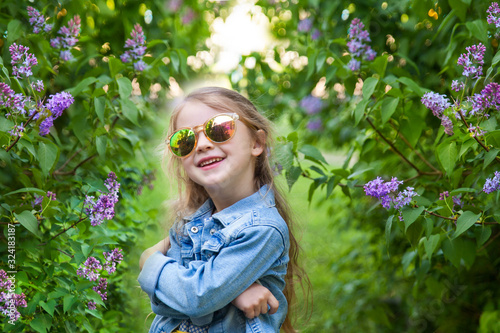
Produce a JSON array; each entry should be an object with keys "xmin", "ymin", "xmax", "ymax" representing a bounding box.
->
[{"xmin": 138, "ymin": 224, "xmax": 287, "ymax": 319}]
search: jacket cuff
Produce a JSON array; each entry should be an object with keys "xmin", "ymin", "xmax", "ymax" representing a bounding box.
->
[{"xmin": 138, "ymin": 251, "xmax": 172, "ymax": 297}]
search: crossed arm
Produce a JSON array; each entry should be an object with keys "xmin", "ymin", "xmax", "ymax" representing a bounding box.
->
[{"xmin": 139, "ymin": 237, "xmax": 279, "ymax": 319}]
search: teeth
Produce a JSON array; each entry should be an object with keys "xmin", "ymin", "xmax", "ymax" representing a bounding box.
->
[{"xmin": 200, "ymin": 158, "xmax": 223, "ymax": 167}]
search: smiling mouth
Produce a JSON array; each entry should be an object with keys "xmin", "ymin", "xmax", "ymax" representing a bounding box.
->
[{"xmin": 199, "ymin": 157, "xmax": 223, "ymax": 167}]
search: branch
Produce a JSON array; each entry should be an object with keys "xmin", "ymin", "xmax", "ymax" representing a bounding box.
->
[
  {"xmin": 55, "ymin": 146, "xmax": 85, "ymax": 174},
  {"xmin": 366, "ymin": 117, "xmax": 442, "ymax": 177},
  {"xmin": 5, "ymin": 111, "xmax": 38, "ymax": 152},
  {"xmin": 53, "ymin": 154, "xmax": 97, "ymax": 176},
  {"xmin": 39, "ymin": 217, "xmax": 87, "ymax": 246},
  {"xmin": 458, "ymin": 111, "xmax": 500, "ymax": 164}
]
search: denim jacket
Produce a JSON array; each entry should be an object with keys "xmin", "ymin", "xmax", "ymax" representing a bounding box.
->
[{"xmin": 138, "ymin": 185, "xmax": 290, "ymax": 333}]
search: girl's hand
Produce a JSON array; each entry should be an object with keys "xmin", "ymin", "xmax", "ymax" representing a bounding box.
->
[
  {"xmin": 231, "ymin": 283, "xmax": 279, "ymax": 319},
  {"xmin": 139, "ymin": 237, "xmax": 171, "ymax": 271}
]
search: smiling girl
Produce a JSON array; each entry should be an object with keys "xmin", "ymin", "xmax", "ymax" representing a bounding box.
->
[{"xmin": 138, "ymin": 87, "xmax": 308, "ymax": 333}]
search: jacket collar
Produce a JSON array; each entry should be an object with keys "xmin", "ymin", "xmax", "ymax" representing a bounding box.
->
[{"xmin": 183, "ymin": 185, "xmax": 275, "ymax": 227}]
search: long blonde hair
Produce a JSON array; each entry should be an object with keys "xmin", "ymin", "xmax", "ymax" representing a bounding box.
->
[{"xmin": 165, "ymin": 86, "xmax": 310, "ymax": 332}]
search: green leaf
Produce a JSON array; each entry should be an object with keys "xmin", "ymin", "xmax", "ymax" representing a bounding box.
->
[
  {"xmin": 354, "ymin": 98, "xmax": 369, "ymax": 125},
  {"xmin": 14, "ymin": 210, "xmax": 42, "ymax": 238},
  {"xmin": 96, "ymin": 135, "xmax": 107, "ymax": 159},
  {"xmin": 40, "ymin": 299, "xmax": 56, "ymax": 317},
  {"xmin": 63, "ymin": 294, "xmax": 77, "ymax": 313},
  {"xmin": 424, "ymin": 234, "xmax": 440, "ymax": 259},
  {"xmin": 443, "ymin": 237, "xmax": 476, "ymax": 269},
  {"xmin": 37, "ymin": 141, "xmax": 59, "ymax": 175},
  {"xmin": 385, "ymin": 215, "xmax": 394, "ymax": 247},
  {"xmin": 397, "ymin": 77, "xmax": 425, "ymax": 97},
  {"xmin": 94, "ymin": 97, "xmax": 106, "ymax": 123},
  {"xmin": 437, "ymin": 141, "xmax": 457, "ymax": 176},
  {"xmin": 2, "ymin": 187, "xmax": 45, "ymax": 197},
  {"xmin": 67, "ymin": 77, "xmax": 97, "ymax": 96},
  {"xmin": 492, "ymin": 50, "xmax": 500, "ymax": 67},
  {"xmin": 29, "ymin": 313, "xmax": 52, "ymax": 333},
  {"xmin": 402, "ymin": 206, "xmax": 425, "ymax": 231},
  {"xmin": 117, "ymin": 77, "xmax": 132, "ymax": 98},
  {"xmin": 362, "ymin": 77, "xmax": 379, "ymax": 99},
  {"xmin": 299, "ymin": 144, "xmax": 328, "ymax": 164},
  {"xmin": 109, "ymin": 57, "xmax": 125, "ymax": 77},
  {"xmin": 316, "ymin": 50, "xmax": 327, "ymax": 72},
  {"xmin": 465, "ymin": 20, "xmax": 488, "ymax": 44},
  {"xmin": 453, "ymin": 211, "xmax": 481, "ymax": 239},
  {"xmin": 120, "ymin": 98, "xmax": 139, "ymax": 126},
  {"xmin": 483, "ymin": 148, "xmax": 499, "ymax": 169},
  {"xmin": 369, "ymin": 55, "xmax": 388, "ymax": 77},
  {"xmin": 170, "ymin": 50, "xmax": 180, "ymax": 73},
  {"xmin": 381, "ymin": 97, "xmax": 399, "ymax": 124},
  {"xmin": 286, "ymin": 166, "xmax": 302, "ymax": 190},
  {"xmin": 475, "ymin": 227, "xmax": 492, "ymax": 247},
  {"xmin": 7, "ymin": 20, "xmax": 23, "ymax": 44}
]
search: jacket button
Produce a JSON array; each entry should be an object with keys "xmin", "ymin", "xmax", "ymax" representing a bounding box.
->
[
  {"xmin": 210, "ymin": 228, "xmax": 216, "ymax": 235},
  {"xmin": 190, "ymin": 226, "xmax": 199, "ymax": 233}
]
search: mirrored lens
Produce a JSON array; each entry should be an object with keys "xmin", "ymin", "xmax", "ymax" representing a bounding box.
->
[
  {"xmin": 170, "ymin": 129, "xmax": 196, "ymax": 157},
  {"xmin": 206, "ymin": 115, "xmax": 236, "ymax": 142}
]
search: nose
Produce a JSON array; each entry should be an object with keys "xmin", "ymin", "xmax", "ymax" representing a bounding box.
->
[{"xmin": 195, "ymin": 128, "xmax": 214, "ymax": 153}]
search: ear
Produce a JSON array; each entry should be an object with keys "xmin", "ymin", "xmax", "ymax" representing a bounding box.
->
[{"xmin": 251, "ymin": 129, "xmax": 266, "ymax": 157}]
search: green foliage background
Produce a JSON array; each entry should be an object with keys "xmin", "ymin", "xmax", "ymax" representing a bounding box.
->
[{"xmin": 1, "ymin": 0, "xmax": 500, "ymax": 332}]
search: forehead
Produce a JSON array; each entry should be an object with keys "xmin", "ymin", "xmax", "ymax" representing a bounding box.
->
[{"xmin": 175, "ymin": 101, "xmax": 221, "ymax": 128}]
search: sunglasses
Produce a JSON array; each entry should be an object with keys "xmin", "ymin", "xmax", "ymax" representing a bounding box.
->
[{"xmin": 168, "ymin": 113, "xmax": 254, "ymax": 158}]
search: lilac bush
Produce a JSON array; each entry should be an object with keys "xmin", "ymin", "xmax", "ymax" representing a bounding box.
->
[
  {"xmin": 9, "ymin": 43, "xmax": 38, "ymax": 79},
  {"xmin": 346, "ymin": 18, "xmax": 376, "ymax": 71},
  {"xmin": 50, "ymin": 14, "xmax": 81, "ymax": 61},
  {"xmin": 27, "ymin": 6, "xmax": 52, "ymax": 34},
  {"xmin": 120, "ymin": 23, "xmax": 148, "ymax": 71}
]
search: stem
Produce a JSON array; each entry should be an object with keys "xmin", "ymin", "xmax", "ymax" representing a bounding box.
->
[
  {"xmin": 5, "ymin": 111, "xmax": 38, "ymax": 152},
  {"xmin": 53, "ymin": 154, "xmax": 97, "ymax": 176},
  {"xmin": 39, "ymin": 217, "xmax": 87, "ymax": 246},
  {"xmin": 458, "ymin": 111, "xmax": 500, "ymax": 163},
  {"xmin": 366, "ymin": 117, "xmax": 441, "ymax": 176},
  {"xmin": 55, "ymin": 146, "xmax": 85, "ymax": 174}
]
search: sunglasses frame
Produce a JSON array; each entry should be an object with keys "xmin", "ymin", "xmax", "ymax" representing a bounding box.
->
[{"xmin": 168, "ymin": 113, "xmax": 255, "ymax": 158}]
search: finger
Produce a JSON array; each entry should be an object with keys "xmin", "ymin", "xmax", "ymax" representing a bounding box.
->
[
  {"xmin": 268, "ymin": 295, "xmax": 279, "ymax": 314},
  {"xmin": 260, "ymin": 302, "xmax": 268, "ymax": 315},
  {"xmin": 245, "ymin": 308, "xmax": 256, "ymax": 319}
]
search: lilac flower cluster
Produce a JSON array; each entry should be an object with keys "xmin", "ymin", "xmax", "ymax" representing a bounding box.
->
[
  {"xmin": 77, "ymin": 257, "xmax": 102, "ymax": 281},
  {"xmin": 451, "ymin": 80, "xmax": 465, "ymax": 92},
  {"xmin": 483, "ymin": 171, "xmax": 500, "ymax": 194},
  {"xmin": 38, "ymin": 92, "xmax": 75, "ymax": 136},
  {"xmin": 298, "ymin": 18, "xmax": 313, "ymax": 32},
  {"xmin": 27, "ymin": 6, "xmax": 53, "ymax": 34},
  {"xmin": 457, "ymin": 43, "xmax": 486, "ymax": 79},
  {"xmin": 364, "ymin": 177, "xmax": 419, "ymax": 220},
  {"xmin": 31, "ymin": 80, "xmax": 44, "ymax": 92},
  {"xmin": 84, "ymin": 172, "xmax": 121, "ymax": 226},
  {"xmin": 32, "ymin": 191, "xmax": 57, "ymax": 209},
  {"xmin": 346, "ymin": 18, "xmax": 376, "ymax": 71},
  {"xmin": 77, "ymin": 248, "xmax": 123, "ymax": 309},
  {"xmin": 182, "ymin": 8, "xmax": 196, "ymax": 25},
  {"xmin": 0, "ymin": 270, "xmax": 27, "ymax": 323},
  {"xmin": 9, "ymin": 43, "xmax": 38, "ymax": 79},
  {"xmin": 103, "ymin": 248, "xmax": 124, "ymax": 274},
  {"xmin": 439, "ymin": 191, "xmax": 464, "ymax": 213},
  {"xmin": 470, "ymin": 82, "xmax": 500, "ymax": 117},
  {"xmin": 50, "ymin": 15, "xmax": 81, "ymax": 61},
  {"xmin": 299, "ymin": 95, "xmax": 323, "ymax": 115},
  {"xmin": 120, "ymin": 24, "xmax": 148, "ymax": 71},
  {"xmin": 0, "ymin": 83, "xmax": 25, "ymax": 113},
  {"xmin": 7, "ymin": 123, "xmax": 25, "ymax": 138},
  {"xmin": 306, "ymin": 119, "xmax": 322, "ymax": 131},
  {"xmin": 421, "ymin": 92, "xmax": 454, "ymax": 135},
  {"xmin": 487, "ymin": 2, "xmax": 500, "ymax": 29}
]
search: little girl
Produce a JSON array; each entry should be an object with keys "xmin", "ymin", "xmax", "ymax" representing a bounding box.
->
[{"xmin": 138, "ymin": 87, "xmax": 307, "ymax": 333}]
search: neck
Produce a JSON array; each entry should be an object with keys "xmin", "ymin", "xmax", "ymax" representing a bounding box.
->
[{"xmin": 206, "ymin": 183, "xmax": 258, "ymax": 212}]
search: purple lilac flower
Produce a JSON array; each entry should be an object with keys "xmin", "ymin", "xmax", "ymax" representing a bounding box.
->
[
  {"xmin": 120, "ymin": 24, "xmax": 148, "ymax": 71},
  {"xmin": 487, "ymin": 2, "xmax": 500, "ymax": 28},
  {"xmin": 311, "ymin": 29, "xmax": 321, "ymax": 40},
  {"xmin": 441, "ymin": 115, "xmax": 454, "ymax": 135},
  {"xmin": 299, "ymin": 95, "xmax": 323, "ymax": 114},
  {"xmin": 8, "ymin": 123, "xmax": 25, "ymax": 137},
  {"xmin": 483, "ymin": 171, "xmax": 500, "ymax": 194},
  {"xmin": 9, "ymin": 43, "xmax": 38, "ymax": 79},
  {"xmin": 451, "ymin": 80, "xmax": 465, "ymax": 92},
  {"xmin": 438, "ymin": 191, "xmax": 463, "ymax": 213},
  {"xmin": 298, "ymin": 18, "xmax": 313, "ymax": 32},
  {"xmin": 50, "ymin": 15, "xmax": 81, "ymax": 61},
  {"xmin": 92, "ymin": 278, "xmax": 108, "ymax": 301},
  {"xmin": 84, "ymin": 172, "xmax": 121, "ymax": 226},
  {"xmin": 346, "ymin": 18, "xmax": 376, "ymax": 71},
  {"xmin": 87, "ymin": 301, "xmax": 97, "ymax": 310},
  {"xmin": 0, "ymin": 270, "xmax": 27, "ymax": 322},
  {"xmin": 439, "ymin": 191, "xmax": 449, "ymax": 200},
  {"xmin": 393, "ymin": 187, "xmax": 419, "ymax": 210},
  {"xmin": 47, "ymin": 191, "xmax": 56, "ymax": 201},
  {"xmin": 27, "ymin": 6, "xmax": 53, "ymax": 34},
  {"xmin": 457, "ymin": 43, "xmax": 486, "ymax": 79},
  {"xmin": 468, "ymin": 124, "xmax": 487, "ymax": 137},
  {"xmin": 32, "ymin": 194, "xmax": 43, "ymax": 208},
  {"xmin": 470, "ymin": 82, "xmax": 500, "ymax": 117},
  {"xmin": 167, "ymin": 0, "xmax": 183, "ymax": 12},
  {"xmin": 39, "ymin": 117, "xmax": 54, "ymax": 136},
  {"xmin": 306, "ymin": 119, "xmax": 322, "ymax": 131},
  {"xmin": 421, "ymin": 92, "xmax": 452, "ymax": 117},
  {"xmin": 77, "ymin": 257, "xmax": 102, "ymax": 281},
  {"xmin": 363, "ymin": 177, "xmax": 403, "ymax": 209},
  {"xmin": 103, "ymin": 248, "xmax": 123, "ymax": 274},
  {"xmin": 30, "ymin": 80, "xmax": 44, "ymax": 92},
  {"xmin": 46, "ymin": 91, "xmax": 74, "ymax": 118},
  {"xmin": 182, "ymin": 8, "xmax": 195, "ymax": 24}
]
